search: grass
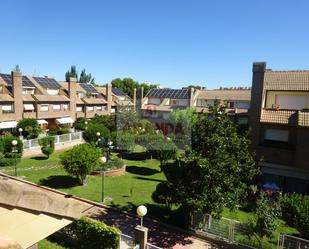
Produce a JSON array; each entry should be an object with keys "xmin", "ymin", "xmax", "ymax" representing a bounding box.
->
[
  {"xmin": 38, "ymin": 239, "xmax": 69, "ymax": 249},
  {"xmin": 1, "ymin": 148, "xmax": 300, "ymax": 248}
]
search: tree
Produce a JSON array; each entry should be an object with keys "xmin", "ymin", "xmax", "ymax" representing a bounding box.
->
[
  {"xmin": 154, "ymin": 103, "xmax": 259, "ymax": 220},
  {"xmin": 13, "ymin": 64, "xmax": 21, "ymax": 72},
  {"xmin": 17, "ymin": 118, "xmax": 41, "ymax": 139},
  {"xmin": 114, "ymin": 131, "xmax": 135, "ymax": 152},
  {"xmin": 111, "ymin": 78, "xmax": 157, "ymax": 98},
  {"xmin": 83, "ymin": 123, "xmax": 110, "ymax": 145},
  {"xmin": 65, "ymin": 65, "xmax": 78, "ymax": 82},
  {"xmin": 39, "ymin": 136, "xmax": 55, "ymax": 158},
  {"xmin": 79, "ymin": 69, "xmax": 95, "ymax": 84},
  {"xmin": 60, "ymin": 144, "xmax": 101, "ymax": 185}
]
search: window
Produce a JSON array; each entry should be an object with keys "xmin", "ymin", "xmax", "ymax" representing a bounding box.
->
[
  {"xmin": 196, "ymin": 99, "xmax": 207, "ymax": 107},
  {"xmin": 275, "ymin": 95, "xmax": 307, "ymax": 110},
  {"xmin": 264, "ymin": 129, "xmax": 289, "ymax": 142},
  {"xmin": 53, "ymin": 104, "xmax": 61, "ymax": 110},
  {"xmin": 96, "ymin": 106, "xmax": 102, "ymax": 111},
  {"xmin": 148, "ymin": 98, "xmax": 161, "ymax": 105},
  {"xmin": 24, "ymin": 104, "xmax": 35, "ymax": 111},
  {"xmin": 63, "ymin": 104, "xmax": 68, "ymax": 110},
  {"xmin": 40, "ymin": 104, "xmax": 49, "ymax": 111},
  {"xmin": 87, "ymin": 106, "xmax": 94, "ymax": 111},
  {"xmin": 76, "ymin": 106, "xmax": 83, "ymax": 112},
  {"xmin": 2, "ymin": 104, "xmax": 13, "ymax": 113},
  {"xmin": 22, "ymin": 88, "xmax": 35, "ymax": 95},
  {"xmin": 235, "ymin": 101, "xmax": 250, "ymax": 109},
  {"xmin": 46, "ymin": 89, "xmax": 59, "ymax": 95}
]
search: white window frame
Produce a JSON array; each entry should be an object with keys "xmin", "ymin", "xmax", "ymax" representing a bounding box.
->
[{"xmin": 53, "ymin": 104, "xmax": 61, "ymax": 111}]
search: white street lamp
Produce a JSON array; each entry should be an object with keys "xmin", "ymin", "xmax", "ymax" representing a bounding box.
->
[
  {"xmin": 11, "ymin": 140, "xmax": 18, "ymax": 176},
  {"xmin": 137, "ymin": 205, "xmax": 147, "ymax": 227},
  {"xmin": 18, "ymin": 128, "xmax": 23, "ymax": 139},
  {"xmin": 100, "ymin": 156, "xmax": 107, "ymax": 163},
  {"xmin": 96, "ymin": 132, "xmax": 101, "ymax": 137},
  {"xmin": 100, "ymin": 156, "xmax": 107, "ymax": 202},
  {"xmin": 11, "ymin": 140, "xmax": 18, "ymax": 146}
]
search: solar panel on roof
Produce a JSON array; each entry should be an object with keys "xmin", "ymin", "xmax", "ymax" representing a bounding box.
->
[
  {"xmin": 112, "ymin": 87, "xmax": 125, "ymax": 96},
  {"xmin": 0, "ymin": 74, "xmax": 35, "ymax": 87},
  {"xmin": 33, "ymin": 77, "xmax": 61, "ymax": 89},
  {"xmin": 146, "ymin": 88, "xmax": 189, "ymax": 99},
  {"xmin": 79, "ymin": 83, "xmax": 99, "ymax": 94}
]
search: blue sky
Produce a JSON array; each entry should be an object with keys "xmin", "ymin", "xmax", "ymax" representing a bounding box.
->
[{"xmin": 1, "ymin": 0, "xmax": 309, "ymax": 88}]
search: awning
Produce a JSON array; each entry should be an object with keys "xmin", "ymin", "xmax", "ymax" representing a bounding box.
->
[
  {"xmin": 23, "ymin": 104, "xmax": 35, "ymax": 111},
  {"xmin": 37, "ymin": 119, "xmax": 48, "ymax": 125},
  {"xmin": 0, "ymin": 121, "xmax": 17, "ymax": 129},
  {"xmin": 56, "ymin": 117, "xmax": 74, "ymax": 124}
]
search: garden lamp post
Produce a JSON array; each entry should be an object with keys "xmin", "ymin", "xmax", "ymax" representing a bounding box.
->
[
  {"xmin": 18, "ymin": 128, "xmax": 23, "ymax": 139},
  {"xmin": 137, "ymin": 205, "xmax": 147, "ymax": 227},
  {"xmin": 11, "ymin": 139, "xmax": 18, "ymax": 176},
  {"xmin": 84, "ymin": 121, "xmax": 88, "ymax": 130},
  {"xmin": 100, "ymin": 156, "xmax": 107, "ymax": 203},
  {"xmin": 96, "ymin": 132, "xmax": 101, "ymax": 146}
]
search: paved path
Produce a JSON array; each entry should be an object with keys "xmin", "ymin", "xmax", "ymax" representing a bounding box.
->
[{"xmin": 86, "ymin": 206, "xmax": 231, "ymax": 249}]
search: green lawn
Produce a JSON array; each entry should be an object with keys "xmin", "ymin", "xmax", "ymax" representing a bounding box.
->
[{"xmin": 1, "ymin": 149, "xmax": 300, "ymax": 249}]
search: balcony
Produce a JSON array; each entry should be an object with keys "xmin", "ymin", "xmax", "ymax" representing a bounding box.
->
[
  {"xmin": 37, "ymin": 110, "xmax": 71, "ymax": 119},
  {"xmin": 260, "ymin": 109, "xmax": 309, "ymax": 127}
]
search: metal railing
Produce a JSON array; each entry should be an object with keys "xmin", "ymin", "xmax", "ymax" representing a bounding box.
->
[
  {"xmin": 146, "ymin": 243, "xmax": 163, "ymax": 249},
  {"xmin": 23, "ymin": 131, "xmax": 83, "ymax": 150},
  {"xmin": 278, "ymin": 234, "xmax": 309, "ymax": 249},
  {"xmin": 119, "ymin": 233, "xmax": 136, "ymax": 249}
]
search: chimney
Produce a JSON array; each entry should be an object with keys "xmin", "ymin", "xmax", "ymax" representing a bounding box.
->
[
  {"xmin": 136, "ymin": 87, "xmax": 144, "ymax": 117},
  {"xmin": 12, "ymin": 71, "xmax": 23, "ymax": 120},
  {"xmin": 106, "ymin": 84, "xmax": 112, "ymax": 114},
  {"xmin": 249, "ymin": 62, "xmax": 266, "ymax": 146},
  {"xmin": 133, "ymin": 88, "xmax": 137, "ymax": 110},
  {"xmin": 189, "ymin": 87, "xmax": 195, "ymax": 107},
  {"xmin": 69, "ymin": 77, "xmax": 77, "ymax": 119}
]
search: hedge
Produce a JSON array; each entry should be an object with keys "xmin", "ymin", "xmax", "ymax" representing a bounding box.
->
[
  {"xmin": 280, "ymin": 193, "xmax": 309, "ymax": 239},
  {"xmin": 68, "ymin": 217, "xmax": 120, "ymax": 249}
]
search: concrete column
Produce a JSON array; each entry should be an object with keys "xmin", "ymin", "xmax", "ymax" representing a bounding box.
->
[
  {"xmin": 68, "ymin": 77, "xmax": 77, "ymax": 120},
  {"xmin": 12, "ymin": 71, "xmax": 23, "ymax": 121},
  {"xmin": 134, "ymin": 225, "xmax": 148, "ymax": 249},
  {"xmin": 106, "ymin": 84, "xmax": 112, "ymax": 114}
]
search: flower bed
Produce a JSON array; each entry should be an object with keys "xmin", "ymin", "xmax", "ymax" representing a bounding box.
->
[
  {"xmin": 91, "ymin": 165, "xmax": 126, "ymax": 176},
  {"xmin": 91, "ymin": 157, "xmax": 126, "ymax": 176}
]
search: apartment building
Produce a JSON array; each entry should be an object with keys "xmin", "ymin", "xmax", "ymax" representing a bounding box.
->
[
  {"xmin": 140, "ymin": 87, "xmax": 251, "ymax": 131},
  {"xmin": 250, "ymin": 62, "xmax": 309, "ymax": 194},
  {"xmin": 0, "ymin": 71, "xmax": 117, "ymax": 131}
]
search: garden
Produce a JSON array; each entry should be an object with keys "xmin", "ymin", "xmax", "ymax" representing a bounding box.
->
[{"xmin": 0, "ymin": 106, "xmax": 308, "ymax": 249}]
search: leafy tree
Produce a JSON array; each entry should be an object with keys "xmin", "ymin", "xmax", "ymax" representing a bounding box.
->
[
  {"xmin": 60, "ymin": 144, "xmax": 101, "ymax": 185},
  {"xmin": 83, "ymin": 123, "xmax": 110, "ymax": 145},
  {"xmin": 65, "ymin": 65, "xmax": 78, "ymax": 82},
  {"xmin": 91, "ymin": 115, "xmax": 116, "ymax": 132},
  {"xmin": 154, "ymin": 103, "xmax": 259, "ymax": 220},
  {"xmin": 17, "ymin": 118, "xmax": 41, "ymax": 139},
  {"xmin": 111, "ymin": 78, "xmax": 157, "ymax": 98},
  {"xmin": 39, "ymin": 136, "xmax": 55, "ymax": 158},
  {"xmin": 74, "ymin": 117, "xmax": 88, "ymax": 131},
  {"xmin": 114, "ymin": 131, "xmax": 135, "ymax": 152},
  {"xmin": 255, "ymin": 192, "xmax": 281, "ymax": 237},
  {"xmin": 116, "ymin": 107, "xmax": 141, "ymax": 131},
  {"xmin": 79, "ymin": 69, "xmax": 95, "ymax": 84},
  {"xmin": 146, "ymin": 136, "xmax": 177, "ymax": 168}
]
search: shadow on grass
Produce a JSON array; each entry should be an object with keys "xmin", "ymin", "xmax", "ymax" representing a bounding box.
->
[
  {"xmin": 133, "ymin": 176, "xmax": 164, "ymax": 183},
  {"xmin": 39, "ymin": 175, "xmax": 79, "ymax": 189},
  {"xmin": 118, "ymin": 151, "xmax": 149, "ymax": 161},
  {"xmin": 30, "ymin": 156, "xmax": 48, "ymax": 160},
  {"xmin": 126, "ymin": 166, "xmax": 160, "ymax": 176}
]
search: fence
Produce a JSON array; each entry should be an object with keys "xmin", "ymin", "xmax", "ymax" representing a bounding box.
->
[
  {"xmin": 23, "ymin": 131, "xmax": 83, "ymax": 150},
  {"xmin": 119, "ymin": 233, "xmax": 136, "ymax": 249},
  {"xmin": 278, "ymin": 235, "xmax": 309, "ymax": 249}
]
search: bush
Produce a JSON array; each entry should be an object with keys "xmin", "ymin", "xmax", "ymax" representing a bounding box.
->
[
  {"xmin": 0, "ymin": 135, "xmax": 23, "ymax": 167},
  {"xmin": 68, "ymin": 217, "xmax": 120, "ymax": 249},
  {"xmin": 91, "ymin": 115, "xmax": 116, "ymax": 132},
  {"xmin": 280, "ymin": 193, "xmax": 309, "ymax": 238},
  {"xmin": 83, "ymin": 123, "xmax": 110, "ymax": 145},
  {"xmin": 255, "ymin": 192, "xmax": 281, "ymax": 237},
  {"xmin": 17, "ymin": 118, "xmax": 41, "ymax": 139},
  {"xmin": 101, "ymin": 157, "xmax": 124, "ymax": 171},
  {"xmin": 60, "ymin": 144, "xmax": 101, "ymax": 185},
  {"xmin": 114, "ymin": 132, "xmax": 135, "ymax": 152},
  {"xmin": 39, "ymin": 136, "xmax": 55, "ymax": 158},
  {"xmin": 74, "ymin": 117, "xmax": 88, "ymax": 131}
]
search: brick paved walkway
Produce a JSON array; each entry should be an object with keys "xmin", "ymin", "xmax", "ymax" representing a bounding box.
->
[{"xmin": 86, "ymin": 206, "xmax": 231, "ymax": 249}]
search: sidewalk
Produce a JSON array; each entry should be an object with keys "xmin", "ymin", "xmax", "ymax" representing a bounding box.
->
[{"xmin": 86, "ymin": 206, "xmax": 233, "ymax": 249}]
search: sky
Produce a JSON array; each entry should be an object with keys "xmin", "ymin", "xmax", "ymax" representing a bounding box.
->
[{"xmin": 1, "ymin": 0, "xmax": 309, "ymax": 89}]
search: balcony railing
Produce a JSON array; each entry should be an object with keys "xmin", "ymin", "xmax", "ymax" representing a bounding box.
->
[{"xmin": 261, "ymin": 109, "xmax": 309, "ymax": 127}]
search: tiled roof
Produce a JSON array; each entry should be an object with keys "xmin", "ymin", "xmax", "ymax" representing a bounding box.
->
[
  {"xmin": 33, "ymin": 94, "xmax": 70, "ymax": 102},
  {"xmin": 82, "ymin": 98, "xmax": 107, "ymax": 104},
  {"xmin": 264, "ymin": 71, "xmax": 309, "ymax": 90},
  {"xmin": 196, "ymin": 90, "xmax": 251, "ymax": 101}
]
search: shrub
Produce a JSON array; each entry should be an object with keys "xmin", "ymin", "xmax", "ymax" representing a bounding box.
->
[
  {"xmin": 83, "ymin": 123, "xmax": 110, "ymax": 145},
  {"xmin": 255, "ymin": 192, "xmax": 281, "ymax": 237},
  {"xmin": 101, "ymin": 157, "xmax": 124, "ymax": 171},
  {"xmin": 280, "ymin": 193, "xmax": 309, "ymax": 238},
  {"xmin": 114, "ymin": 132, "xmax": 135, "ymax": 152},
  {"xmin": 68, "ymin": 217, "xmax": 120, "ymax": 249},
  {"xmin": 17, "ymin": 118, "xmax": 41, "ymax": 139},
  {"xmin": 91, "ymin": 115, "xmax": 116, "ymax": 132},
  {"xmin": 74, "ymin": 117, "xmax": 88, "ymax": 131},
  {"xmin": 60, "ymin": 144, "xmax": 101, "ymax": 185},
  {"xmin": 39, "ymin": 136, "xmax": 55, "ymax": 158}
]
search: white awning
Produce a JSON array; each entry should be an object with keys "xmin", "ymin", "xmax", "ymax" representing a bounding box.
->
[
  {"xmin": 0, "ymin": 121, "xmax": 17, "ymax": 129},
  {"xmin": 56, "ymin": 117, "xmax": 74, "ymax": 124},
  {"xmin": 24, "ymin": 104, "xmax": 35, "ymax": 111},
  {"xmin": 37, "ymin": 119, "xmax": 48, "ymax": 125}
]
